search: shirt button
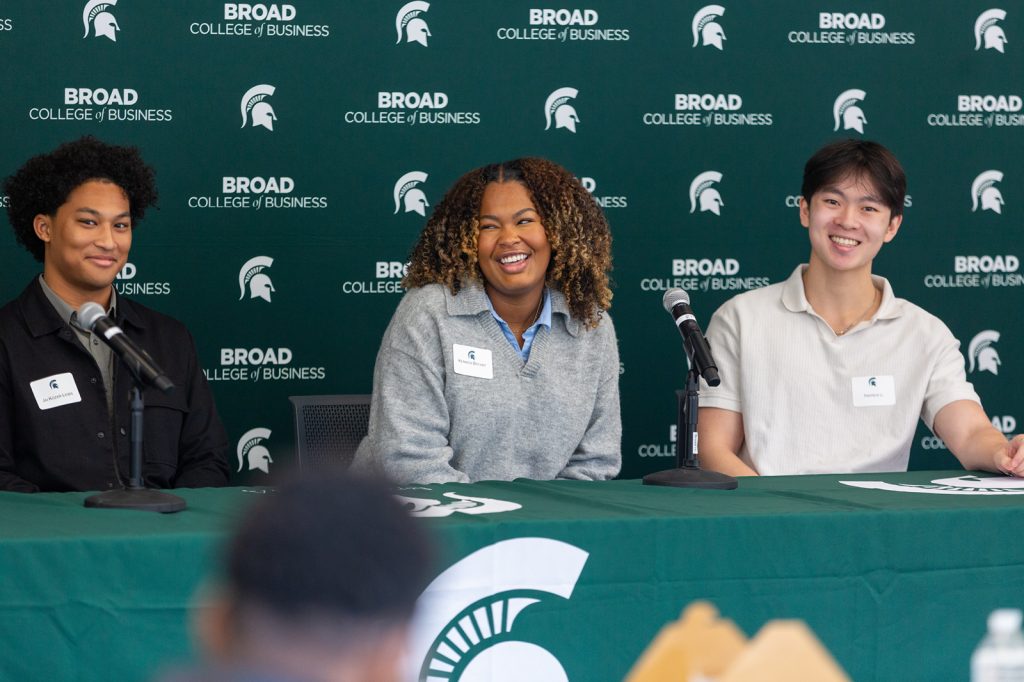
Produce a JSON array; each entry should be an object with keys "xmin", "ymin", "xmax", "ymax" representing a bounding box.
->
[
  {"xmin": 97, "ymin": 431, "xmax": 105, "ymax": 439},
  {"xmin": 90, "ymin": 377, "xmax": 98, "ymax": 384},
  {"xmin": 119, "ymin": 427, "xmax": 127, "ymax": 436}
]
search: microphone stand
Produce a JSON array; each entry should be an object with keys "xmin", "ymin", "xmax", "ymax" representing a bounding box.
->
[
  {"xmin": 84, "ymin": 380, "xmax": 186, "ymax": 513},
  {"xmin": 643, "ymin": 352, "xmax": 738, "ymax": 490}
]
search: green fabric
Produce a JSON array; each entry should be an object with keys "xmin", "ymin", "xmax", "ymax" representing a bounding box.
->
[{"xmin": 1, "ymin": 473, "xmax": 1021, "ymax": 680}]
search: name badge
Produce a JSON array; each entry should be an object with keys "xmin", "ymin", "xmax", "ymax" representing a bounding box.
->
[
  {"xmin": 30, "ymin": 372, "xmax": 83, "ymax": 410},
  {"xmin": 453, "ymin": 344, "xmax": 493, "ymax": 379},
  {"xmin": 851, "ymin": 375, "xmax": 896, "ymax": 407}
]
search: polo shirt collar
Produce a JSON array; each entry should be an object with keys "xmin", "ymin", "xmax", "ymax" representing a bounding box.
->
[{"xmin": 780, "ymin": 264, "xmax": 902, "ymax": 321}]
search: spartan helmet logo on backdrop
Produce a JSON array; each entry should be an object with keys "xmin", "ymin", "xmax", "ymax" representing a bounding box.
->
[
  {"xmin": 833, "ymin": 89, "xmax": 867, "ymax": 133},
  {"xmin": 968, "ymin": 330, "xmax": 1002, "ymax": 375},
  {"xmin": 975, "ymin": 9, "xmax": 1008, "ymax": 53},
  {"xmin": 692, "ymin": 5, "xmax": 726, "ymax": 49},
  {"xmin": 237, "ymin": 428, "xmax": 273, "ymax": 474},
  {"xmin": 240, "ymin": 84, "xmax": 277, "ymax": 130},
  {"xmin": 689, "ymin": 171, "xmax": 724, "ymax": 215},
  {"xmin": 396, "ymin": 1, "xmax": 431, "ymax": 46},
  {"xmin": 238, "ymin": 256, "xmax": 275, "ymax": 303},
  {"xmin": 82, "ymin": 0, "xmax": 119, "ymax": 41},
  {"xmin": 393, "ymin": 171, "xmax": 430, "ymax": 216},
  {"xmin": 971, "ymin": 170, "xmax": 1005, "ymax": 214},
  {"xmin": 544, "ymin": 87, "xmax": 579, "ymax": 133}
]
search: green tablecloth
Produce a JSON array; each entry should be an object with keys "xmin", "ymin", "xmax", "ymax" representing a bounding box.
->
[{"xmin": 1, "ymin": 471, "xmax": 1022, "ymax": 681}]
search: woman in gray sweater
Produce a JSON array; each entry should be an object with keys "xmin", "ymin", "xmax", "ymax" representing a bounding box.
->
[{"xmin": 354, "ymin": 158, "xmax": 621, "ymax": 484}]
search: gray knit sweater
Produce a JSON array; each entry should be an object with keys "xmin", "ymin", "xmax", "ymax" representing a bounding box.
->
[{"xmin": 353, "ymin": 282, "xmax": 621, "ymax": 484}]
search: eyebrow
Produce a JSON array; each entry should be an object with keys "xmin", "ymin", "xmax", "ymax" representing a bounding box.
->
[
  {"xmin": 820, "ymin": 187, "xmax": 883, "ymax": 204},
  {"xmin": 477, "ymin": 207, "xmax": 539, "ymax": 222},
  {"xmin": 75, "ymin": 207, "xmax": 132, "ymax": 219}
]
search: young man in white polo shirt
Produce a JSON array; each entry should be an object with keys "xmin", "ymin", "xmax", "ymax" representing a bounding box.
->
[{"xmin": 698, "ymin": 139, "xmax": 1024, "ymax": 476}]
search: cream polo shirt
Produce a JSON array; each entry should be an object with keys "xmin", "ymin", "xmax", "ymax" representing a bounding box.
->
[{"xmin": 700, "ymin": 265, "xmax": 981, "ymax": 475}]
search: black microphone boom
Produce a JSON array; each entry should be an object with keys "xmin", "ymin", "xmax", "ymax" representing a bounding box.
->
[
  {"xmin": 77, "ymin": 302, "xmax": 175, "ymax": 394},
  {"xmin": 662, "ymin": 288, "xmax": 720, "ymax": 387}
]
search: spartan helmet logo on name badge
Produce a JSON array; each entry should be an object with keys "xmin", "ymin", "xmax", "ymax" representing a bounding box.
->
[
  {"xmin": 692, "ymin": 4, "xmax": 726, "ymax": 49},
  {"xmin": 968, "ymin": 330, "xmax": 1002, "ymax": 375},
  {"xmin": 82, "ymin": 0, "xmax": 119, "ymax": 41},
  {"xmin": 975, "ymin": 9, "xmax": 1008, "ymax": 53},
  {"xmin": 396, "ymin": 1, "xmax": 431, "ymax": 46},
  {"xmin": 407, "ymin": 537, "xmax": 588, "ymax": 681},
  {"xmin": 544, "ymin": 87, "xmax": 579, "ymax": 133},
  {"xmin": 238, "ymin": 256, "xmax": 276, "ymax": 302},
  {"xmin": 833, "ymin": 88, "xmax": 867, "ymax": 133},
  {"xmin": 237, "ymin": 428, "xmax": 273, "ymax": 474},
  {"xmin": 393, "ymin": 171, "xmax": 429, "ymax": 215},
  {"xmin": 971, "ymin": 170, "xmax": 1005, "ymax": 214},
  {"xmin": 240, "ymin": 84, "xmax": 277, "ymax": 130},
  {"xmin": 689, "ymin": 171, "xmax": 724, "ymax": 215}
]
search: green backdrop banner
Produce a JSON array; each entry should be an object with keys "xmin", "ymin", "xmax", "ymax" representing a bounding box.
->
[{"xmin": 0, "ymin": 2, "xmax": 1019, "ymax": 482}]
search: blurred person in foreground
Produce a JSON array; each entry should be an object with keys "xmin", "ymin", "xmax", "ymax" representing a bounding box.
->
[
  {"xmin": 163, "ymin": 471, "xmax": 433, "ymax": 682},
  {"xmin": 698, "ymin": 139, "xmax": 1023, "ymax": 476},
  {"xmin": 353, "ymin": 157, "xmax": 621, "ymax": 484},
  {"xmin": 0, "ymin": 136, "xmax": 228, "ymax": 492}
]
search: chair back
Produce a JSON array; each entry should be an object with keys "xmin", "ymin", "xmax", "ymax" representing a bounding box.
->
[{"xmin": 288, "ymin": 394, "xmax": 372, "ymax": 471}]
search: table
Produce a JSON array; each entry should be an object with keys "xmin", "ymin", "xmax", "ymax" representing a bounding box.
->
[{"xmin": 2, "ymin": 471, "xmax": 1022, "ymax": 681}]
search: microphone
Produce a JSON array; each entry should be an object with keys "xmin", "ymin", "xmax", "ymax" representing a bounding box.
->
[
  {"xmin": 662, "ymin": 288, "xmax": 720, "ymax": 387},
  {"xmin": 78, "ymin": 302, "xmax": 175, "ymax": 394}
]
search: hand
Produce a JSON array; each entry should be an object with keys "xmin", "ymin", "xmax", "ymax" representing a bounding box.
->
[{"xmin": 995, "ymin": 434, "xmax": 1024, "ymax": 476}]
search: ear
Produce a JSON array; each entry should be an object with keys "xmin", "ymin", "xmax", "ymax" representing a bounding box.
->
[
  {"xmin": 357, "ymin": 627, "xmax": 409, "ymax": 682},
  {"xmin": 883, "ymin": 214, "xmax": 903, "ymax": 243},
  {"xmin": 798, "ymin": 196, "xmax": 810, "ymax": 229},
  {"xmin": 194, "ymin": 594, "xmax": 235, "ymax": 660},
  {"xmin": 33, "ymin": 215, "xmax": 52, "ymax": 243}
]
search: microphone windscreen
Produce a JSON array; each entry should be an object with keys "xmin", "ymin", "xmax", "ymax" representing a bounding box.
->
[
  {"xmin": 77, "ymin": 302, "xmax": 106, "ymax": 332},
  {"xmin": 662, "ymin": 288, "xmax": 691, "ymax": 313}
]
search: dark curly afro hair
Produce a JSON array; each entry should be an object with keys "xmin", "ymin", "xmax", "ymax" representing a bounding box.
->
[
  {"xmin": 3, "ymin": 136, "xmax": 158, "ymax": 262},
  {"xmin": 404, "ymin": 157, "xmax": 613, "ymax": 329}
]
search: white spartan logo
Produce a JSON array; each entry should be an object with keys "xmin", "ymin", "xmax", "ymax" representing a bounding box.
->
[
  {"xmin": 396, "ymin": 1, "xmax": 431, "ymax": 46},
  {"xmin": 237, "ymin": 428, "xmax": 273, "ymax": 474},
  {"xmin": 972, "ymin": 170, "xmax": 1005, "ymax": 214},
  {"xmin": 968, "ymin": 330, "xmax": 1001, "ymax": 375},
  {"xmin": 408, "ymin": 538, "xmax": 588, "ymax": 681},
  {"xmin": 692, "ymin": 5, "xmax": 726, "ymax": 50},
  {"xmin": 975, "ymin": 9, "xmax": 1008, "ymax": 53},
  {"xmin": 834, "ymin": 89, "xmax": 867, "ymax": 133},
  {"xmin": 240, "ymin": 84, "xmax": 277, "ymax": 131},
  {"xmin": 83, "ymin": 0, "xmax": 119, "ymax": 41},
  {"xmin": 544, "ymin": 87, "xmax": 579, "ymax": 133},
  {"xmin": 689, "ymin": 171, "xmax": 724, "ymax": 215},
  {"xmin": 239, "ymin": 256, "xmax": 275, "ymax": 303},
  {"xmin": 394, "ymin": 171, "xmax": 430, "ymax": 216}
]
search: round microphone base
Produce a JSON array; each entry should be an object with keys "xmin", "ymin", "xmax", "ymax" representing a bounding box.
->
[
  {"xmin": 84, "ymin": 488, "xmax": 187, "ymax": 513},
  {"xmin": 642, "ymin": 467, "xmax": 738, "ymax": 490}
]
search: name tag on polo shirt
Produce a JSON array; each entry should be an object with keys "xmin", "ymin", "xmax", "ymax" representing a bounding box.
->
[
  {"xmin": 851, "ymin": 375, "xmax": 896, "ymax": 407},
  {"xmin": 30, "ymin": 373, "xmax": 83, "ymax": 410},
  {"xmin": 453, "ymin": 344, "xmax": 493, "ymax": 379}
]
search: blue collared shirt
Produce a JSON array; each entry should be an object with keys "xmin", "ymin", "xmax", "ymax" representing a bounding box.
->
[{"xmin": 486, "ymin": 288, "xmax": 552, "ymax": 361}]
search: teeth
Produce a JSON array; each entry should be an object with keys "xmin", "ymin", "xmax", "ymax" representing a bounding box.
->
[
  {"xmin": 831, "ymin": 236, "xmax": 859, "ymax": 247},
  {"xmin": 500, "ymin": 254, "xmax": 528, "ymax": 264}
]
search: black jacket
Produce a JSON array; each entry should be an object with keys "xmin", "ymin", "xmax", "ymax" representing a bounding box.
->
[{"xmin": 0, "ymin": 278, "xmax": 229, "ymax": 492}]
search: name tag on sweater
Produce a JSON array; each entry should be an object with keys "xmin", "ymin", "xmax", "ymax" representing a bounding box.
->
[
  {"xmin": 851, "ymin": 375, "xmax": 895, "ymax": 407},
  {"xmin": 30, "ymin": 372, "xmax": 83, "ymax": 410},
  {"xmin": 453, "ymin": 344, "xmax": 493, "ymax": 379}
]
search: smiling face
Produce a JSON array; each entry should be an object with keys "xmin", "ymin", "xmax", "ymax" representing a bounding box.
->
[
  {"xmin": 476, "ymin": 181, "xmax": 551, "ymax": 306},
  {"xmin": 800, "ymin": 173, "xmax": 902, "ymax": 276},
  {"xmin": 33, "ymin": 179, "xmax": 132, "ymax": 307}
]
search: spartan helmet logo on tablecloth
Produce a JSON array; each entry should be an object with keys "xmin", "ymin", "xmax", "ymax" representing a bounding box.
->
[
  {"xmin": 689, "ymin": 171, "xmax": 724, "ymax": 215},
  {"xmin": 968, "ymin": 330, "xmax": 1002, "ymax": 375},
  {"xmin": 692, "ymin": 4, "xmax": 726, "ymax": 50},
  {"xmin": 237, "ymin": 428, "xmax": 273, "ymax": 474},
  {"xmin": 971, "ymin": 170, "xmax": 1005, "ymax": 214},
  {"xmin": 82, "ymin": 0, "xmax": 119, "ymax": 41},
  {"xmin": 393, "ymin": 171, "xmax": 430, "ymax": 216},
  {"xmin": 240, "ymin": 84, "xmax": 277, "ymax": 131},
  {"xmin": 396, "ymin": 1, "xmax": 431, "ymax": 46},
  {"xmin": 833, "ymin": 89, "xmax": 867, "ymax": 133},
  {"xmin": 544, "ymin": 87, "xmax": 579, "ymax": 133},
  {"xmin": 975, "ymin": 9, "xmax": 1008, "ymax": 53},
  {"xmin": 238, "ymin": 256, "xmax": 276, "ymax": 303}
]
